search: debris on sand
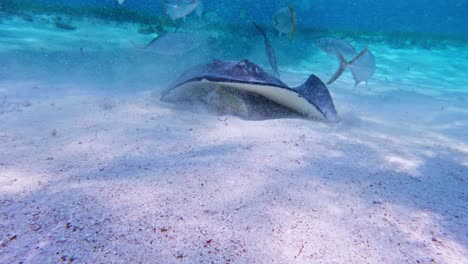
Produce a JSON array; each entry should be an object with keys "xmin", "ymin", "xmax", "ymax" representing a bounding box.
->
[
  {"xmin": 0, "ymin": 95, "xmax": 32, "ymax": 115},
  {"xmin": 98, "ymin": 97, "xmax": 116, "ymax": 111}
]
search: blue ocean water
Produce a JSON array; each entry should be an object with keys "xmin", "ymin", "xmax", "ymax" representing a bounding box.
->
[
  {"xmin": 1, "ymin": 2, "xmax": 468, "ymax": 263},
  {"xmin": 1, "ymin": 0, "xmax": 467, "ymax": 92},
  {"xmin": 3, "ymin": 0, "xmax": 468, "ymax": 37}
]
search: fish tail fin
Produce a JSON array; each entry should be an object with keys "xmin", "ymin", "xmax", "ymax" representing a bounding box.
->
[
  {"xmin": 348, "ymin": 47, "xmax": 371, "ymax": 87},
  {"xmin": 327, "ymin": 52, "xmax": 349, "ymax": 85}
]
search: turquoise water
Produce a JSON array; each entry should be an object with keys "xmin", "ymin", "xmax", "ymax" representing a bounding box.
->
[
  {"xmin": 1, "ymin": 2, "xmax": 467, "ymax": 263},
  {"xmin": 3, "ymin": 0, "xmax": 468, "ymax": 37},
  {"xmin": 2, "ymin": 8, "xmax": 468, "ymax": 93}
]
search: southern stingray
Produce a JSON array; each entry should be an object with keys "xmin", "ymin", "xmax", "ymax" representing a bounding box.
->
[{"xmin": 161, "ymin": 59, "xmax": 339, "ymax": 122}]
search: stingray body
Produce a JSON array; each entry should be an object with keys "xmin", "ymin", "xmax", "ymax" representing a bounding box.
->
[{"xmin": 161, "ymin": 60, "xmax": 339, "ymax": 122}]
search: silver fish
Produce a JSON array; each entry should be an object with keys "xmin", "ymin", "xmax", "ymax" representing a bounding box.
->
[
  {"xmin": 272, "ymin": 5, "xmax": 297, "ymax": 39},
  {"xmin": 144, "ymin": 32, "xmax": 206, "ymax": 55},
  {"xmin": 116, "ymin": 0, "xmax": 126, "ymax": 5},
  {"xmin": 314, "ymin": 37, "xmax": 358, "ymax": 59},
  {"xmin": 253, "ymin": 22, "xmax": 280, "ymax": 79},
  {"xmin": 327, "ymin": 47, "xmax": 376, "ymax": 86},
  {"xmin": 164, "ymin": 0, "xmax": 200, "ymax": 20}
]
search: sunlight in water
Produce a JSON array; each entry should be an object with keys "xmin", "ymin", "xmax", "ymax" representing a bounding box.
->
[
  {"xmin": 385, "ymin": 155, "xmax": 423, "ymax": 176},
  {"xmin": 0, "ymin": 1, "xmax": 467, "ymax": 263}
]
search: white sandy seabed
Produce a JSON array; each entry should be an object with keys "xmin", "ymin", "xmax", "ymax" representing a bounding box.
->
[{"xmin": 0, "ymin": 15, "xmax": 467, "ymax": 263}]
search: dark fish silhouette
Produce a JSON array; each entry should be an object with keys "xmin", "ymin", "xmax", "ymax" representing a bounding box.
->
[{"xmin": 253, "ymin": 22, "xmax": 280, "ymax": 79}]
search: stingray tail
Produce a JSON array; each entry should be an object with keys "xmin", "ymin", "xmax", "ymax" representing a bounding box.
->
[{"xmin": 327, "ymin": 48, "xmax": 369, "ymax": 86}]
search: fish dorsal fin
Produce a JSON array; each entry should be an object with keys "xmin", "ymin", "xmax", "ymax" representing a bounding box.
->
[{"xmin": 145, "ymin": 34, "xmax": 162, "ymax": 49}]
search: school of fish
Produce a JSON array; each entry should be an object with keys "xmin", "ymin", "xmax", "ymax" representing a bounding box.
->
[{"xmin": 121, "ymin": 1, "xmax": 375, "ymax": 86}]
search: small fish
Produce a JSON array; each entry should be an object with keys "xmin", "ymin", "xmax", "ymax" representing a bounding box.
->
[
  {"xmin": 144, "ymin": 32, "xmax": 206, "ymax": 55},
  {"xmin": 253, "ymin": 22, "xmax": 280, "ymax": 78},
  {"xmin": 116, "ymin": 0, "xmax": 126, "ymax": 5},
  {"xmin": 164, "ymin": 0, "xmax": 200, "ymax": 20},
  {"xmin": 272, "ymin": 5, "xmax": 297, "ymax": 40},
  {"xmin": 327, "ymin": 47, "xmax": 376, "ymax": 86},
  {"xmin": 314, "ymin": 37, "xmax": 358, "ymax": 59}
]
